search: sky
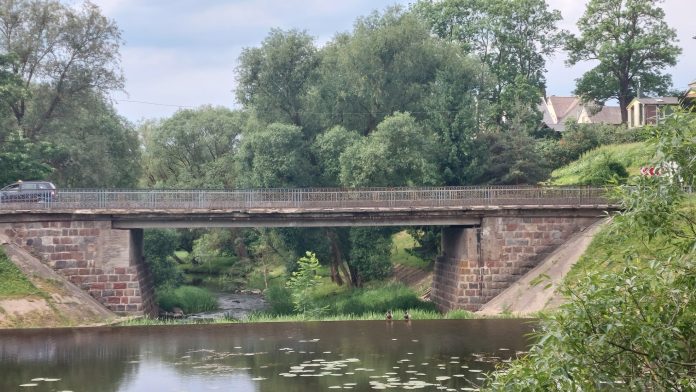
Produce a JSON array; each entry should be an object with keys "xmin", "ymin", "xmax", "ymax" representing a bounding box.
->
[{"xmin": 84, "ymin": 0, "xmax": 696, "ymax": 123}]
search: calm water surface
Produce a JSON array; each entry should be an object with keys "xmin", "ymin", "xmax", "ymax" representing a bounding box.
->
[{"xmin": 0, "ymin": 319, "xmax": 535, "ymax": 392}]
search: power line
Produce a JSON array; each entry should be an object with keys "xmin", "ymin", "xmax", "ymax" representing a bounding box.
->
[{"xmin": 114, "ymin": 99, "xmax": 196, "ymax": 108}]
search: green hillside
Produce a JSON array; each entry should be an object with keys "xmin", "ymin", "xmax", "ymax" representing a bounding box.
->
[{"xmin": 548, "ymin": 142, "xmax": 655, "ymax": 185}]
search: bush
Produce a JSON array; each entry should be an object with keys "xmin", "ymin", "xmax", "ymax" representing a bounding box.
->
[
  {"xmin": 144, "ymin": 229, "xmax": 182, "ymax": 287},
  {"xmin": 156, "ymin": 285, "xmax": 217, "ymax": 314},
  {"xmin": 286, "ymin": 252, "xmax": 327, "ymax": 317},
  {"xmin": 264, "ymin": 285, "xmax": 294, "ymax": 315},
  {"xmin": 348, "ymin": 228, "xmax": 394, "ymax": 285},
  {"xmin": 316, "ymin": 282, "xmax": 437, "ymax": 315},
  {"xmin": 578, "ymin": 153, "xmax": 629, "ymax": 185}
]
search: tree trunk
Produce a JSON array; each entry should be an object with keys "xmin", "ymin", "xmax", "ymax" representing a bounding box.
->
[
  {"xmin": 326, "ymin": 229, "xmax": 347, "ymax": 286},
  {"xmin": 618, "ymin": 78, "xmax": 630, "ymax": 124}
]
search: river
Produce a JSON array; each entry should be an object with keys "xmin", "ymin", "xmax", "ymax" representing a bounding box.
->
[{"xmin": 0, "ymin": 319, "xmax": 535, "ymax": 391}]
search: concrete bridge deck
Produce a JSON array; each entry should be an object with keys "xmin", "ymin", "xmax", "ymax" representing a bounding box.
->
[{"xmin": 0, "ymin": 186, "xmax": 616, "ymax": 227}]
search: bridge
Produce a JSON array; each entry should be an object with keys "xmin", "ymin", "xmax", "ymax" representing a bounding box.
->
[{"xmin": 0, "ymin": 186, "xmax": 616, "ymax": 315}]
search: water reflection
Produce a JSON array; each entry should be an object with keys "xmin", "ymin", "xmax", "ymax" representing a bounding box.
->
[{"xmin": 0, "ymin": 319, "xmax": 534, "ymax": 392}]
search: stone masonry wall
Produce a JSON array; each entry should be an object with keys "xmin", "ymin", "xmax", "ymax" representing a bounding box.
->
[
  {"xmin": 1, "ymin": 219, "xmax": 155, "ymax": 316},
  {"xmin": 433, "ymin": 215, "xmax": 600, "ymax": 312}
]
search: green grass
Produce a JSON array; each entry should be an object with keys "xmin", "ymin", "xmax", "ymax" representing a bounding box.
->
[
  {"xmin": 548, "ymin": 142, "xmax": 655, "ymax": 185},
  {"xmin": 156, "ymin": 285, "xmax": 218, "ymax": 313},
  {"xmin": 118, "ymin": 307, "xmax": 475, "ymax": 326},
  {"xmin": 390, "ymin": 231, "xmax": 429, "ymax": 269},
  {"xmin": 0, "ymin": 249, "xmax": 39, "ymax": 297}
]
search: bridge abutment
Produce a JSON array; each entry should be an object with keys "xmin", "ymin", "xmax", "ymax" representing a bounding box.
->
[
  {"xmin": 432, "ymin": 215, "xmax": 600, "ymax": 312},
  {"xmin": 1, "ymin": 219, "xmax": 156, "ymax": 316}
]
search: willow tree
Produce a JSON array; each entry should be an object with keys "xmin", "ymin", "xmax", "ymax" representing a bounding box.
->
[{"xmin": 0, "ymin": 0, "xmax": 123, "ymax": 139}]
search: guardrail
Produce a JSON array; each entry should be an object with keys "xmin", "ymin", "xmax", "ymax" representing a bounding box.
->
[{"xmin": 0, "ymin": 186, "xmax": 614, "ymax": 211}]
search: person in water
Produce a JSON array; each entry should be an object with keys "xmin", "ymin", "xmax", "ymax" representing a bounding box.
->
[
  {"xmin": 404, "ymin": 310, "xmax": 411, "ymax": 321},
  {"xmin": 386, "ymin": 310, "xmax": 393, "ymax": 320}
]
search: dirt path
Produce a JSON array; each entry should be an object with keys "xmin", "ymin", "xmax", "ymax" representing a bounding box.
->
[{"xmin": 477, "ymin": 218, "xmax": 608, "ymax": 317}]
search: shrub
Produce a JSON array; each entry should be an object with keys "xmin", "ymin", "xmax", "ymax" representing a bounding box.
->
[
  {"xmin": 578, "ymin": 153, "xmax": 628, "ymax": 185},
  {"xmin": 156, "ymin": 285, "xmax": 217, "ymax": 314},
  {"xmin": 264, "ymin": 285, "xmax": 294, "ymax": 315},
  {"xmin": 286, "ymin": 252, "xmax": 327, "ymax": 317},
  {"xmin": 143, "ymin": 229, "xmax": 182, "ymax": 287},
  {"xmin": 316, "ymin": 282, "xmax": 437, "ymax": 315}
]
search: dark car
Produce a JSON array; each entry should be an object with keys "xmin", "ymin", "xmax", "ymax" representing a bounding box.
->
[{"xmin": 0, "ymin": 181, "xmax": 57, "ymax": 203}]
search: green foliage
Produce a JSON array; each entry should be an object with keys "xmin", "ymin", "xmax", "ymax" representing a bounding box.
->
[
  {"xmin": 486, "ymin": 111, "xmax": 696, "ymax": 391},
  {"xmin": 156, "ymin": 285, "xmax": 218, "ymax": 314},
  {"xmin": 316, "ymin": 282, "xmax": 437, "ymax": 316},
  {"xmin": 543, "ymin": 122, "xmax": 644, "ymax": 169},
  {"xmin": 578, "ymin": 153, "xmax": 628, "ymax": 186},
  {"xmin": 468, "ymin": 129, "xmax": 551, "ymax": 185},
  {"xmin": 390, "ymin": 231, "xmax": 429, "ymax": 269},
  {"xmin": 286, "ymin": 252, "xmax": 326, "ymax": 316},
  {"xmin": 141, "ymin": 106, "xmax": 246, "ymax": 188},
  {"xmin": 0, "ymin": 131, "xmax": 54, "ymax": 185},
  {"xmin": 0, "ymin": 53, "xmax": 27, "ymax": 118},
  {"xmin": 264, "ymin": 285, "xmax": 294, "ymax": 316},
  {"xmin": 143, "ymin": 229, "xmax": 182, "ymax": 287},
  {"xmin": 0, "ymin": 248, "xmax": 38, "ymax": 297},
  {"xmin": 236, "ymin": 28, "xmax": 319, "ymax": 127},
  {"xmin": 565, "ymin": 0, "xmax": 681, "ymax": 120},
  {"xmin": 414, "ymin": 0, "xmax": 563, "ymax": 128},
  {"xmin": 348, "ymin": 228, "xmax": 394, "ymax": 286},
  {"xmin": 236, "ymin": 122, "xmax": 316, "ymax": 187},
  {"xmin": 549, "ymin": 142, "xmax": 655, "ymax": 185},
  {"xmin": 44, "ymin": 92, "xmax": 141, "ymax": 187},
  {"xmin": 312, "ymin": 126, "xmax": 361, "ymax": 185},
  {"xmin": 339, "ymin": 112, "xmax": 439, "ymax": 187},
  {"xmin": 0, "ymin": 0, "xmax": 123, "ymax": 139},
  {"xmin": 313, "ymin": 7, "xmax": 467, "ymax": 135}
]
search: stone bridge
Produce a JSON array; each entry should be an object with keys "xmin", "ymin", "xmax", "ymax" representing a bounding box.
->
[{"xmin": 0, "ymin": 186, "xmax": 616, "ymax": 315}]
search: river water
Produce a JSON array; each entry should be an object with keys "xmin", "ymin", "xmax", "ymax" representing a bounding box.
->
[{"xmin": 0, "ymin": 319, "xmax": 534, "ymax": 392}]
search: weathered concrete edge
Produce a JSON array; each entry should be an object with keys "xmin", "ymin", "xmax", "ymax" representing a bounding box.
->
[
  {"xmin": 476, "ymin": 218, "xmax": 609, "ymax": 316},
  {"xmin": 0, "ymin": 233, "xmax": 116, "ymax": 320}
]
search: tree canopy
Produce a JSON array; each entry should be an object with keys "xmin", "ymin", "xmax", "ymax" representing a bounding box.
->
[
  {"xmin": 566, "ymin": 0, "xmax": 681, "ymax": 122},
  {"xmin": 0, "ymin": 0, "xmax": 123, "ymax": 139}
]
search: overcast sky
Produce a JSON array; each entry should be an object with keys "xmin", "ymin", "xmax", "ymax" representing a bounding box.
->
[{"xmin": 86, "ymin": 0, "xmax": 696, "ymax": 123}]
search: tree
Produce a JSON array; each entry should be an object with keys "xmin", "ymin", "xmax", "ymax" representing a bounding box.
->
[
  {"xmin": 312, "ymin": 125, "xmax": 361, "ymax": 186},
  {"xmin": 414, "ymin": 0, "xmax": 563, "ymax": 128},
  {"xmin": 566, "ymin": 0, "xmax": 681, "ymax": 123},
  {"xmin": 313, "ymin": 7, "xmax": 464, "ymax": 135},
  {"xmin": 141, "ymin": 106, "xmax": 246, "ymax": 188},
  {"xmin": 143, "ymin": 229, "xmax": 182, "ymax": 287},
  {"xmin": 235, "ymin": 29, "xmax": 319, "ymax": 128},
  {"xmin": 339, "ymin": 112, "xmax": 439, "ymax": 187},
  {"xmin": 0, "ymin": 130, "xmax": 53, "ymax": 185},
  {"xmin": 286, "ymin": 251, "xmax": 327, "ymax": 317},
  {"xmin": 0, "ymin": 0, "xmax": 123, "ymax": 139},
  {"xmin": 235, "ymin": 122, "xmax": 317, "ymax": 188},
  {"xmin": 0, "ymin": 53, "xmax": 25, "ymax": 120},
  {"xmin": 41, "ymin": 91, "xmax": 140, "ymax": 187}
]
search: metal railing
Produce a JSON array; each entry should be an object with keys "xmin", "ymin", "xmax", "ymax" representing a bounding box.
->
[{"xmin": 0, "ymin": 186, "xmax": 613, "ymax": 211}]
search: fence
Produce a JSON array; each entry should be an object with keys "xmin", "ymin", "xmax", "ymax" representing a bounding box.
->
[{"xmin": 0, "ymin": 186, "xmax": 612, "ymax": 211}]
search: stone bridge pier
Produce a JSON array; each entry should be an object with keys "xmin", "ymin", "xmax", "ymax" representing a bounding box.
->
[
  {"xmin": 1, "ymin": 218, "xmax": 156, "ymax": 316},
  {"xmin": 431, "ymin": 214, "xmax": 600, "ymax": 312}
]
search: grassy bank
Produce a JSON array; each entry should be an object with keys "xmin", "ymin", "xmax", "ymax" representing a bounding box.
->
[
  {"xmin": 0, "ymin": 249, "xmax": 40, "ymax": 297},
  {"xmin": 548, "ymin": 142, "xmax": 654, "ymax": 185}
]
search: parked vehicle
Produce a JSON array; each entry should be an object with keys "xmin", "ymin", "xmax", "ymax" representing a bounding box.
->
[{"xmin": 0, "ymin": 181, "xmax": 57, "ymax": 203}]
